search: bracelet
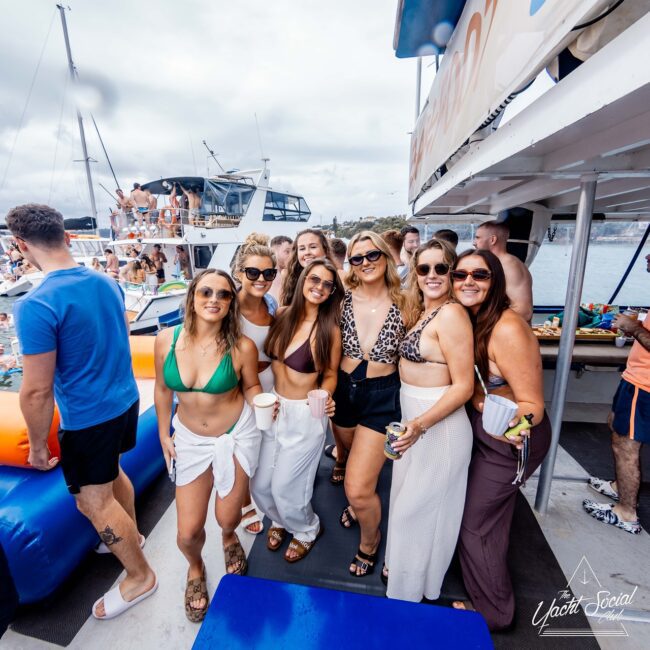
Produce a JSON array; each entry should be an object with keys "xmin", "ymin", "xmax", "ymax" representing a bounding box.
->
[{"xmin": 413, "ymin": 418, "xmax": 426, "ymax": 436}]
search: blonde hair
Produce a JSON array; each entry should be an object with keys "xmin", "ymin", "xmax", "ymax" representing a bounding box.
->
[
  {"xmin": 404, "ymin": 238, "xmax": 457, "ymax": 327},
  {"xmin": 345, "ymin": 230, "xmax": 404, "ymax": 310},
  {"xmin": 233, "ymin": 232, "xmax": 276, "ymax": 282}
]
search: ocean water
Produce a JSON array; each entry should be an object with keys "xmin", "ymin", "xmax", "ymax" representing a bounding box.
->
[{"xmin": 1, "ymin": 242, "xmax": 648, "ymax": 392}]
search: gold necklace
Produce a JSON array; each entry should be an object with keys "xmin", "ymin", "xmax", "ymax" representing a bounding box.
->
[{"xmin": 197, "ymin": 338, "xmax": 216, "ymax": 357}]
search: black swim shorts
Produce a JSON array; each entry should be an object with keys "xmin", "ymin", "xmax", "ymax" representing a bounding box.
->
[
  {"xmin": 156, "ymin": 269, "xmax": 165, "ymax": 280},
  {"xmin": 331, "ymin": 368, "xmax": 401, "ymax": 434},
  {"xmin": 58, "ymin": 399, "xmax": 139, "ymax": 494}
]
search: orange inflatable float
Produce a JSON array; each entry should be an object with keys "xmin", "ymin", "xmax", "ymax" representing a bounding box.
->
[
  {"xmin": 0, "ymin": 392, "xmax": 60, "ymax": 467},
  {"xmin": 129, "ymin": 335, "xmax": 156, "ymax": 378}
]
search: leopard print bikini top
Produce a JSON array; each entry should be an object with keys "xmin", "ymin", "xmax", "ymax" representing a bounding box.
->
[
  {"xmin": 341, "ymin": 290, "xmax": 406, "ymax": 364},
  {"xmin": 398, "ymin": 302, "xmax": 450, "ymax": 364}
]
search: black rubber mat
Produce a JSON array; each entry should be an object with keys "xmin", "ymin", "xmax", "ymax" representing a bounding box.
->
[
  {"xmin": 560, "ymin": 422, "xmax": 650, "ymax": 531},
  {"xmin": 9, "ymin": 470, "xmax": 173, "ymax": 647},
  {"xmin": 248, "ymin": 444, "xmax": 599, "ymax": 649}
]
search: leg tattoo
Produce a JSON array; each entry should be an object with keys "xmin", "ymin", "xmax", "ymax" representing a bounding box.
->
[{"xmin": 99, "ymin": 526, "xmax": 123, "ymax": 546}]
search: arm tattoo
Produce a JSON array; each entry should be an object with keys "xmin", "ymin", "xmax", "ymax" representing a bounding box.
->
[
  {"xmin": 99, "ymin": 526, "xmax": 123, "ymax": 546},
  {"xmin": 632, "ymin": 324, "xmax": 650, "ymax": 352}
]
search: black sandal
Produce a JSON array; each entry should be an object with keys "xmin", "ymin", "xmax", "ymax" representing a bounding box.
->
[
  {"xmin": 349, "ymin": 545, "xmax": 379, "ymax": 577},
  {"xmin": 339, "ymin": 506, "xmax": 358, "ymax": 529},
  {"xmin": 324, "ymin": 444, "xmax": 338, "ymax": 461},
  {"xmin": 330, "ymin": 461, "xmax": 346, "ymax": 485}
]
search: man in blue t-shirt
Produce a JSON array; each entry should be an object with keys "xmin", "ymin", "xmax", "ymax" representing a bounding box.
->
[{"xmin": 7, "ymin": 204, "xmax": 157, "ymax": 620}]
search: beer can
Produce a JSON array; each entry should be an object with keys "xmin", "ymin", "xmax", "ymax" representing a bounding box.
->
[{"xmin": 384, "ymin": 422, "xmax": 406, "ymax": 460}]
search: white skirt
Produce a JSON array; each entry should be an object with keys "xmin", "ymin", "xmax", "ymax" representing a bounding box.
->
[
  {"xmin": 173, "ymin": 401, "xmax": 261, "ymax": 498},
  {"xmin": 385, "ymin": 381, "xmax": 473, "ymax": 602}
]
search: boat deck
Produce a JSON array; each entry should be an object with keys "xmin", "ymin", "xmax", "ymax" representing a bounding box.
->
[{"xmin": 2, "ymin": 421, "xmax": 649, "ymax": 649}]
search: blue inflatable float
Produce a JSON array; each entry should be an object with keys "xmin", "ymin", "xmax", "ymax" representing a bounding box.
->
[{"xmin": 0, "ymin": 405, "xmax": 165, "ymax": 604}]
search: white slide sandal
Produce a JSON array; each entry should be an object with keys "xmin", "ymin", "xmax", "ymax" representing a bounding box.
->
[
  {"xmin": 92, "ymin": 579, "xmax": 158, "ymax": 620},
  {"xmin": 241, "ymin": 503, "xmax": 264, "ymax": 535},
  {"xmin": 95, "ymin": 533, "xmax": 146, "ymax": 555}
]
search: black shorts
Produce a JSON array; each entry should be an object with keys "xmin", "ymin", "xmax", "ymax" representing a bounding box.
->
[
  {"xmin": 612, "ymin": 379, "xmax": 650, "ymax": 443},
  {"xmin": 331, "ymin": 368, "xmax": 401, "ymax": 434},
  {"xmin": 58, "ymin": 399, "xmax": 139, "ymax": 494},
  {"xmin": 156, "ymin": 269, "xmax": 165, "ymax": 280}
]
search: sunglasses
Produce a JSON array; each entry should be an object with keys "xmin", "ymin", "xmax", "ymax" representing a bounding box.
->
[
  {"xmin": 450, "ymin": 269, "xmax": 492, "ymax": 282},
  {"xmin": 415, "ymin": 263, "xmax": 450, "ymax": 277},
  {"xmin": 242, "ymin": 267, "xmax": 278, "ymax": 282},
  {"xmin": 348, "ymin": 249, "xmax": 384, "ymax": 266},
  {"xmin": 307, "ymin": 274, "xmax": 335, "ymax": 293},
  {"xmin": 196, "ymin": 287, "xmax": 234, "ymax": 301}
]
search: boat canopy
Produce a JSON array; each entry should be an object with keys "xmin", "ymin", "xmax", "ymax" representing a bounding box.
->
[{"xmin": 393, "ymin": 0, "xmax": 467, "ymax": 58}]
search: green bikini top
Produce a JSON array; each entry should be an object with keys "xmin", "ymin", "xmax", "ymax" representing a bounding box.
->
[{"xmin": 163, "ymin": 325, "xmax": 239, "ymax": 394}]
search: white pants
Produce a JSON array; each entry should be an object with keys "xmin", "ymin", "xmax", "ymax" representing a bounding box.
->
[
  {"xmin": 173, "ymin": 402, "xmax": 261, "ymax": 498},
  {"xmin": 251, "ymin": 391, "xmax": 326, "ymax": 542}
]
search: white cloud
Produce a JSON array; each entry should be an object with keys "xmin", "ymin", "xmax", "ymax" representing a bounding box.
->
[{"xmin": 0, "ymin": 0, "xmax": 418, "ymax": 225}]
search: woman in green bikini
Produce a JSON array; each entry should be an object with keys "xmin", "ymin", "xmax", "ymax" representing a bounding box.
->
[{"xmin": 154, "ymin": 269, "xmax": 263, "ymax": 622}]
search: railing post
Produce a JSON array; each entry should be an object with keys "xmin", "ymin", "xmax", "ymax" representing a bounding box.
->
[{"xmin": 535, "ymin": 174, "xmax": 598, "ymax": 514}]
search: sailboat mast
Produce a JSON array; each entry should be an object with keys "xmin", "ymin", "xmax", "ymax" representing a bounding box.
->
[{"xmin": 56, "ymin": 4, "xmax": 98, "ymax": 223}]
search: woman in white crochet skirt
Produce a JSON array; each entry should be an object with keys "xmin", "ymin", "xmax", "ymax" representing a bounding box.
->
[{"xmin": 384, "ymin": 238, "xmax": 474, "ymax": 602}]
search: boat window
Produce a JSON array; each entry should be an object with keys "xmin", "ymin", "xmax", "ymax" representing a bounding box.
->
[
  {"xmin": 203, "ymin": 181, "xmax": 254, "ymax": 217},
  {"xmin": 263, "ymin": 192, "xmax": 311, "ymax": 222},
  {"xmin": 193, "ymin": 245, "xmax": 214, "ymax": 269}
]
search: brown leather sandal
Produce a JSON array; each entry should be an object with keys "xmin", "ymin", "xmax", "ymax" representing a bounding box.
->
[
  {"xmin": 284, "ymin": 523, "xmax": 324, "ymax": 563},
  {"xmin": 330, "ymin": 461, "xmax": 346, "ymax": 485},
  {"xmin": 184, "ymin": 564, "xmax": 209, "ymax": 623},
  {"xmin": 267, "ymin": 526, "xmax": 287, "ymax": 551},
  {"xmin": 223, "ymin": 536, "xmax": 248, "ymax": 576}
]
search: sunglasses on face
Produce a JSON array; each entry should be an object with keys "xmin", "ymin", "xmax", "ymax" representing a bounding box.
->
[
  {"xmin": 415, "ymin": 262, "xmax": 450, "ymax": 277},
  {"xmin": 196, "ymin": 287, "xmax": 234, "ymax": 301},
  {"xmin": 242, "ymin": 267, "xmax": 277, "ymax": 282},
  {"xmin": 450, "ymin": 269, "xmax": 492, "ymax": 282},
  {"xmin": 307, "ymin": 274, "xmax": 335, "ymax": 293},
  {"xmin": 348, "ymin": 249, "xmax": 384, "ymax": 266}
]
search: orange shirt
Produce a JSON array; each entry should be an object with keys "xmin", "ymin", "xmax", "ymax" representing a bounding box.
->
[{"xmin": 622, "ymin": 317, "xmax": 650, "ymax": 392}]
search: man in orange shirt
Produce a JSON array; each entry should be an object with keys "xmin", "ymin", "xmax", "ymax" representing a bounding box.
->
[{"xmin": 583, "ymin": 253, "xmax": 650, "ymax": 534}]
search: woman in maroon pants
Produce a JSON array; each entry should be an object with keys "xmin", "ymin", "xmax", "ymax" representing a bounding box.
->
[{"xmin": 451, "ymin": 249, "xmax": 551, "ymax": 631}]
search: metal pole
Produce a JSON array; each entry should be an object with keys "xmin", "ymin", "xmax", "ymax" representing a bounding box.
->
[
  {"xmin": 415, "ymin": 57, "xmax": 422, "ymax": 124},
  {"xmin": 535, "ymin": 174, "xmax": 598, "ymax": 514},
  {"xmin": 57, "ymin": 5, "xmax": 98, "ymax": 222}
]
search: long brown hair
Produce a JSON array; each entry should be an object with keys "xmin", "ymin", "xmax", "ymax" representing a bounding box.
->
[
  {"xmin": 184, "ymin": 269, "xmax": 241, "ymax": 352},
  {"xmin": 266, "ymin": 259, "xmax": 343, "ymax": 372},
  {"xmin": 281, "ymin": 229, "xmax": 332, "ymax": 306},
  {"xmin": 454, "ymin": 249, "xmax": 509, "ymax": 382},
  {"xmin": 405, "ymin": 238, "xmax": 457, "ymax": 327},
  {"xmin": 345, "ymin": 231, "xmax": 404, "ymax": 310}
]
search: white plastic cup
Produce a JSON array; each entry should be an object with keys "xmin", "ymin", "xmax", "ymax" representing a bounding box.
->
[
  {"xmin": 482, "ymin": 394, "xmax": 518, "ymax": 437},
  {"xmin": 307, "ymin": 389, "xmax": 328, "ymax": 419},
  {"xmin": 615, "ymin": 337, "xmax": 626, "ymax": 348},
  {"xmin": 253, "ymin": 392, "xmax": 276, "ymax": 430}
]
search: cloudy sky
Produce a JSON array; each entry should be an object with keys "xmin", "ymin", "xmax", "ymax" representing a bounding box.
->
[{"xmin": 0, "ymin": 0, "xmax": 431, "ymax": 226}]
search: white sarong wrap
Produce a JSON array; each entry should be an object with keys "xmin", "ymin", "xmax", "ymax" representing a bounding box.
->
[{"xmin": 173, "ymin": 401, "xmax": 261, "ymax": 497}]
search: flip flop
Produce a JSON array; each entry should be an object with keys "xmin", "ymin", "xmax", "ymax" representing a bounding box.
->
[
  {"xmin": 95, "ymin": 533, "xmax": 146, "ymax": 555},
  {"xmin": 92, "ymin": 578, "xmax": 158, "ymax": 620},
  {"xmin": 324, "ymin": 444, "xmax": 338, "ymax": 461},
  {"xmin": 241, "ymin": 504, "xmax": 264, "ymax": 535}
]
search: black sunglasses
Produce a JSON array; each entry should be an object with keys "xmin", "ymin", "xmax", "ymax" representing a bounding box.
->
[
  {"xmin": 196, "ymin": 287, "xmax": 234, "ymax": 301},
  {"xmin": 242, "ymin": 267, "xmax": 277, "ymax": 282},
  {"xmin": 348, "ymin": 249, "xmax": 384, "ymax": 266},
  {"xmin": 450, "ymin": 269, "xmax": 492, "ymax": 282},
  {"xmin": 307, "ymin": 274, "xmax": 335, "ymax": 293},
  {"xmin": 415, "ymin": 263, "xmax": 450, "ymax": 277}
]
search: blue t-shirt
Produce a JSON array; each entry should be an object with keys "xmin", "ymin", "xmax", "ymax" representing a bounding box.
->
[{"xmin": 13, "ymin": 266, "xmax": 139, "ymax": 430}]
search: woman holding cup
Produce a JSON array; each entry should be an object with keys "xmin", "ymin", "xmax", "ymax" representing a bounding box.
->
[
  {"xmin": 332, "ymin": 231, "xmax": 406, "ymax": 577},
  {"xmin": 154, "ymin": 270, "xmax": 263, "ymax": 622},
  {"xmin": 251, "ymin": 258, "xmax": 342, "ymax": 562},
  {"xmin": 383, "ymin": 238, "xmax": 474, "ymax": 601},
  {"xmin": 451, "ymin": 249, "xmax": 551, "ymax": 631},
  {"xmin": 234, "ymin": 234, "xmax": 279, "ymax": 535}
]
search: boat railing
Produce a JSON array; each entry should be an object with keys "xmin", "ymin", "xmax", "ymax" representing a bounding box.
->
[{"xmin": 113, "ymin": 208, "xmax": 242, "ymax": 240}]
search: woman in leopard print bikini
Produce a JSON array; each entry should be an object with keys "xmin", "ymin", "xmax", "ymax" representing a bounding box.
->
[{"xmin": 331, "ymin": 230, "xmax": 406, "ymax": 577}]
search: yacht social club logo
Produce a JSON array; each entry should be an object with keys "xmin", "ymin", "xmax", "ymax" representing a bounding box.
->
[{"xmin": 532, "ymin": 556, "xmax": 638, "ymax": 637}]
